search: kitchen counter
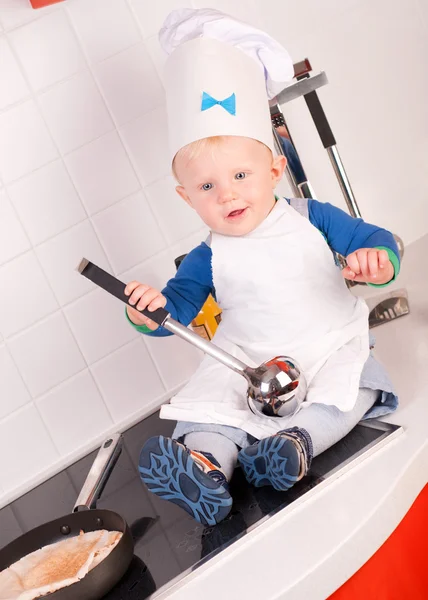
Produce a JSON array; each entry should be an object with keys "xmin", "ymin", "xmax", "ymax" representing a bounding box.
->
[
  {"xmin": 1, "ymin": 234, "xmax": 426, "ymax": 599},
  {"xmin": 152, "ymin": 233, "xmax": 428, "ymax": 600}
]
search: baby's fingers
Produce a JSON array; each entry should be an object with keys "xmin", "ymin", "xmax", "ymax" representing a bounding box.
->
[
  {"xmin": 345, "ymin": 252, "xmax": 361, "ymax": 278},
  {"xmin": 124, "ymin": 280, "xmax": 141, "ymax": 297},
  {"xmin": 378, "ymin": 249, "xmax": 389, "ymax": 269},
  {"xmin": 367, "ymin": 249, "xmax": 380, "ymax": 280},
  {"xmin": 146, "ymin": 294, "xmax": 167, "ymax": 312},
  {"xmin": 136, "ymin": 287, "xmax": 160, "ymax": 311},
  {"xmin": 127, "ymin": 283, "xmax": 150, "ymax": 307}
]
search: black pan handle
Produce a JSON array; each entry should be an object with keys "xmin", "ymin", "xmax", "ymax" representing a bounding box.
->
[
  {"xmin": 73, "ymin": 433, "xmax": 123, "ymax": 512},
  {"xmin": 77, "ymin": 258, "xmax": 170, "ymax": 327}
]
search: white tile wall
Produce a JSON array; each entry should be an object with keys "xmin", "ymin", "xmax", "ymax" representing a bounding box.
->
[
  {"xmin": 0, "ymin": 190, "xmax": 30, "ymax": 266},
  {"xmin": 39, "ymin": 71, "xmax": 113, "ymax": 154},
  {"xmin": 64, "ymin": 131, "xmax": 140, "ymax": 215},
  {"xmin": 90, "ymin": 338, "xmax": 165, "ymax": 422},
  {"xmin": 36, "ymin": 369, "xmax": 113, "ymax": 455},
  {"xmin": 145, "ymin": 35, "xmax": 168, "ymax": 83},
  {"xmin": 145, "ymin": 176, "xmax": 204, "ymax": 244},
  {"xmin": 0, "ymin": 36, "xmax": 30, "ymax": 109},
  {"xmin": 91, "ymin": 191, "xmax": 166, "ymax": 273},
  {"xmin": 120, "ymin": 105, "xmax": 170, "ymax": 185},
  {"xmin": 8, "ymin": 11, "xmax": 86, "ymax": 92},
  {"xmin": 7, "ymin": 311, "xmax": 86, "ymax": 397},
  {"xmin": 63, "ymin": 288, "xmax": 139, "ymax": 364},
  {"xmin": 0, "ymin": 344, "xmax": 31, "ymax": 420},
  {"xmin": 35, "ymin": 220, "xmax": 111, "ymax": 305},
  {"xmin": 67, "ymin": 0, "xmax": 141, "ymax": 64},
  {"xmin": 8, "ymin": 159, "xmax": 86, "ymax": 245},
  {"xmin": 144, "ymin": 334, "xmax": 203, "ymax": 391},
  {"xmin": 0, "ymin": 0, "xmax": 426, "ymax": 508},
  {"xmin": 0, "ymin": 1, "xmax": 58, "ymax": 31},
  {"xmin": 0, "ymin": 404, "xmax": 58, "ymax": 492},
  {"xmin": 129, "ymin": 0, "xmax": 189, "ymax": 39},
  {"xmin": 119, "ymin": 249, "xmax": 177, "ymax": 292},
  {"xmin": 0, "ymin": 251, "xmax": 58, "ymax": 338},
  {"xmin": 0, "ymin": 100, "xmax": 58, "ymax": 183},
  {"xmin": 93, "ymin": 42, "xmax": 164, "ymax": 126}
]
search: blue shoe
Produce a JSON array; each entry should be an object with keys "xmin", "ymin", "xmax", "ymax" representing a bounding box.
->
[
  {"xmin": 139, "ymin": 435, "xmax": 233, "ymax": 526},
  {"xmin": 237, "ymin": 427, "xmax": 312, "ymax": 491}
]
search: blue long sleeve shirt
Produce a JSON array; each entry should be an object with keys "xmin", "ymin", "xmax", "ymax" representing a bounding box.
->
[{"xmin": 129, "ymin": 199, "xmax": 400, "ymax": 336}]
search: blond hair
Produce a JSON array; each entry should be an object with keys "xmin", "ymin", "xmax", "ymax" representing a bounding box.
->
[{"xmin": 172, "ymin": 136, "xmax": 271, "ymax": 182}]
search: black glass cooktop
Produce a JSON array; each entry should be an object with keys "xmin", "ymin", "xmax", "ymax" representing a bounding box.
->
[{"xmin": 0, "ymin": 412, "xmax": 400, "ymax": 599}]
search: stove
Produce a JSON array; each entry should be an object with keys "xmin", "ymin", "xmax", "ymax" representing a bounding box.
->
[{"xmin": 0, "ymin": 411, "xmax": 401, "ymax": 599}]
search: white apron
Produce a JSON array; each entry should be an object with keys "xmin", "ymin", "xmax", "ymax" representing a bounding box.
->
[{"xmin": 160, "ymin": 198, "xmax": 370, "ymax": 439}]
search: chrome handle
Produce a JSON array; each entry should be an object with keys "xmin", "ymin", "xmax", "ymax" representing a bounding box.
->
[{"xmin": 73, "ymin": 433, "xmax": 122, "ymax": 512}]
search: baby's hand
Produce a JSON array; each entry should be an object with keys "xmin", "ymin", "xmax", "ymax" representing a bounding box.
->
[
  {"xmin": 124, "ymin": 281, "xmax": 166, "ymax": 330},
  {"xmin": 342, "ymin": 248, "xmax": 394, "ymax": 285}
]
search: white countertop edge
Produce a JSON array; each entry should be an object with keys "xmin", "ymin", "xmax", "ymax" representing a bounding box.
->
[
  {"xmin": 152, "ymin": 427, "xmax": 427, "ymax": 600},
  {"xmin": 281, "ymin": 441, "xmax": 428, "ymax": 600}
]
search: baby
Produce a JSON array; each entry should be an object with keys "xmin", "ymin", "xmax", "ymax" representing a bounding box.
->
[{"xmin": 125, "ymin": 134, "xmax": 399, "ymax": 526}]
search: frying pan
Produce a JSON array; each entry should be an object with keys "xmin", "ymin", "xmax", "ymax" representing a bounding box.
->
[{"xmin": 0, "ymin": 434, "xmax": 134, "ymax": 600}]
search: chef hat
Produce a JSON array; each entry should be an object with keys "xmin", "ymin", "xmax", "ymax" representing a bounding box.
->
[{"xmin": 159, "ymin": 8, "xmax": 294, "ymax": 161}]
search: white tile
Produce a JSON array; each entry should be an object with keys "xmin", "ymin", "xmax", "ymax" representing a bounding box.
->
[
  {"xmin": 39, "ymin": 71, "xmax": 113, "ymax": 154},
  {"xmin": 0, "ymin": 404, "xmax": 58, "ymax": 492},
  {"xmin": 91, "ymin": 191, "xmax": 166, "ymax": 273},
  {"xmin": 8, "ymin": 11, "xmax": 86, "ymax": 92},
  {"xmin": 0, "ymin": 190, "xmax": 30, "ymax": 266},
  {"xmin": 64, "ymin": 287, "xmax": 139, "ymax": 364},
  {"xmin": 64, "ymin": 131, "xmax": 140, "ymax": 215},
  {"xmin": 120, "ymin": 106, "xmax": 170, "ymax": 185},
  {"xmin": 91, "ymin": 338, "xmax": 164, "ymax": 421},
  {"xmin": 36, "ymin": 370, "xmax": 112, "ymax": 455},
  {"xmin": 129, "ymin": 0, "xmax": 188, "ymax": 39},
  {"xmin": 94, "ymin": 42, "xmax": 164, "ymax": 126},
  {"xmin": 0, "ymin": 1, "xmax": 58, "ymax": 30},
  {"xmin": 145, "ymin": 176, "xmax": 204, "ymax": 244},
  {"xmin": 192, "ymin": 0, "xmax": 260, "ymax": 25},
  {"xmin": 67, "ymin": 0, "xmax": 141, "ymax": 64},
  {"xmin": 169, "ymin": 227, "xmax": 210, "ymax": 261},
  {"xmin": 0, "ymin": 100, "xmax": 58, "ymax": 184},
  {"xmin": 119, "ymin": 249, "xmax": 176, "ymax": 292},
  {"xmin": 144, "ymin": 333, "xmax": 203, "ymax": 390},
  {"xmin": 0, "ymin": 344, "xmax": 31, "ymax": 420},
  {"xmin": 0, "ymin": 36, "xmax": 30, "ymax": 109},
  {"xmin": 0, "ymin": 251, "xmax": 58, "ymax": 338},
  {"xmin": 8, "ymin": 159, "xmax": 86, "ymax": 245},
  {"xmin": 7, "ymin": 311, "xmax": 86, "ymax": 397},
  {"xmin": 145, "ymin": 35, "xmax": 168, "ymax": 83},
  {"xmin": 36, "ymin": 220, "xmax": 111, "ymax": 306}
]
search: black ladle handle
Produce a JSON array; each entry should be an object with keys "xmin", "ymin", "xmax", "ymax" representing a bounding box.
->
[{"xmin": 78, "ymin": 259, "xmax": 170, "ymax": 327}]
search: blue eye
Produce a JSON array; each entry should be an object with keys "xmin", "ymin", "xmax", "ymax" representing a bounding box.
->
[
  {"xmin": 202, "ymin": 183, "xmax": 213, "ymax": 191},
  {"xmin": 235, "ymin": 172, "xmax": 246, "ymax": 180}
]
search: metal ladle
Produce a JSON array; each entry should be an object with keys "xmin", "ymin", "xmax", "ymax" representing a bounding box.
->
[{"xmin": 78, "ymin": 259, "xmax": 307, "ymax": 418}]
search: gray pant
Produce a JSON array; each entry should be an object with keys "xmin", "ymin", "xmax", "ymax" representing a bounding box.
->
[{"xmin": 181, "ymin": 387, "xmax": 378, "ymax": 480}]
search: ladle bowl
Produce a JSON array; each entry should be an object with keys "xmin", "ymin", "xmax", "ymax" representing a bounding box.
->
[{"xmin": 245, "ymin": 356, "xmax": 306, "ymax": 417}]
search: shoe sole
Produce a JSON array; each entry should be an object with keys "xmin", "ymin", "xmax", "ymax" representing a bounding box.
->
[
  {"xmin": 139, "ymin": 435, "xmax": 233, "ymax": 526},
  {"xmin": 238, "ymin": 435, "xmax": 300, "ymax": 491}
]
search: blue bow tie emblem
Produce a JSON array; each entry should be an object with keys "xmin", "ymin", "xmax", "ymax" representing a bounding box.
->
[{"xmin": 201, "ymin": 92, "xmax": 236, "ymax": 116}]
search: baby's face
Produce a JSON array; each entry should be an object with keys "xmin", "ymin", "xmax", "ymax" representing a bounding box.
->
[{"xmin": 174, "ymin": 136, "xmax": 286, "ymax": 236}]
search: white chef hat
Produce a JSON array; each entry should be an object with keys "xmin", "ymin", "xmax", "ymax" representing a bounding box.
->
[{"xmin": 159, "ymin": 8, "xmax": 294, "ymax": 161}]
